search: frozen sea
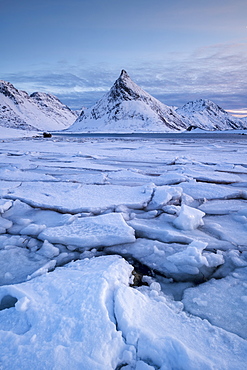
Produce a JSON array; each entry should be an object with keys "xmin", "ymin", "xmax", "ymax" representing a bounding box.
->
[{"xmin": 0, "ymin": 131, "xmax": 247, "ymax": 369}]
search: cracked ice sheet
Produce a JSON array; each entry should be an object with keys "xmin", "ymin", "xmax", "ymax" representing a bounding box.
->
[
  {"xmin": 0, "ymin": 181, "xmax": 21, "ymax": 197},
  {"xmin": 0, "ymin": 247, "xmax": 51, "ymax": 286},
  {"xmin": 199, "ymin": 199, "xmax": 247, "ymax": 215},
  {"xmin": 0, "ymin": 256, "xmax": 133, "ymax": 370},
  {"xmin": 38, "ymin": 213, "xmax": 136, "ymax": 250},
  {"xmin": 173, "ymin": 164, "xmax": 244, "ymax": 184},
  {"xmin": 106, "ymin": 239, "xmax": 224, "ymax": 281},
  {"xmin": 106, "ymin": 169, "xmax": 154, "ymax": 186},
  {"xmin": 177, "ymin": 181, "xmax": 246, "ymax": 200},
  {"xmin": 5, "ymin": 182, "xmax": 154, "ymax": 213},
  {"xmin": 0, "ymin": 168, "xmax": 57, "ymax": 182},
  {"xmin": 202, "ymin": 212, "xmax": 247, "ymax": 248},
  {"xmin": 128, "ymin": 213, "xmax": 233, "ymax": 250},
  {"xmin": 3, "ymin": 200, "xmax": 76, "ymax": 235},
  {"xmin": 114, "ymin": 283, "xmax": 247, "ymax": 370},
  {"xmin": 182, "ymin": 267, "xmax": 247, "ymax": 340}
]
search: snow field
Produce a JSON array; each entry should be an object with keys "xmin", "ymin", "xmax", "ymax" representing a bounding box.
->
[{"xmin": 0, "ymin": 134, "xmax": 247, "ymax": 369}]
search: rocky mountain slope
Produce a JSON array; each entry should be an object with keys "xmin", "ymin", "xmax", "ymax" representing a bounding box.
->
[
  {"xmin": 176, "ymin": 99, "xmax": 246, "ymax": 131},
  {"xmin": 67, "ymin": 70, "xmax": 188, "ymax": 132},
  {"xmin": 0, "ymin": 80, "xmax": 78, "ymax": 131}
]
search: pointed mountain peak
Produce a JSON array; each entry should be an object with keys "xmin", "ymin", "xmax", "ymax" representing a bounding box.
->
[
  {"xmin": 109, "ymin": 69, "xmax": 150, "ymax": 103},
  {"xmin": 119, "ymin": 69, "xmax": 130, "ymax": 80},
  {"xmin": 68, "ymin": 70, "xmax": 188, "ymax": 132}
]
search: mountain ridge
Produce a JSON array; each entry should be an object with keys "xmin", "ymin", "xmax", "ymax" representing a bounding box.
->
[
  {"xmin": 0, "ymin": 80, "xmax": 78, "ymax": 131},
  {"xmin": 1, "ymin": 72, "xmax": 246, "ymax": 133},
  {"xmin": 67, "ymin": 71, "xmax": 246, "ymax": 132},
  {"xmin": 67, "ymin": 70, "xmax": 188, "ymax": 132},
  {"xmin": 176, "ymin": 99, "xmax": 245, "ymax": 131}
]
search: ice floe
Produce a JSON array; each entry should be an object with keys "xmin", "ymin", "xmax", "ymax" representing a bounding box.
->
[
  {"xmin": 39, "ymin": 213, "xmax": 136, "ymax": 249},
  {"xmin": 6, "ymin": 182, "xmax": 154, "ymax": 213},
  {"xmin": 0, "ymin": 134, "xmax": 247, "ymax": 369}
]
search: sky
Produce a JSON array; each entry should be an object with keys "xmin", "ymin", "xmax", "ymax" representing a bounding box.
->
[{"xmin": 0, "ymin": 0, "xmax": 247, "ymax": 116}]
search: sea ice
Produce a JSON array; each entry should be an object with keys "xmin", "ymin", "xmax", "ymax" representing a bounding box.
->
[
  {"xmin": 0, "ymin": 180, "xmax": 21, "ymax": 197},
  {"xmin": 2, "ymin": 199, "xmax": 76, "ymax": 235},
  {"xmin": 0, "ymin": 167, "xmax": 57, "ymax": 182},
  {"xmin": 38, "ymin": 212, "xmax": 136, "ymax": 249},
  {"xmin": 0, "ymin": 256, "xmax": 133, "ymax": 369},
  {"xmin": 128, "ymin": 213, "xmax": 233, "ymax": 250},
  {"xmin": 177, "ymin": 181, "xmax": 243, "ymax": 200},
  {"xmin": 0, "ymin": 132, "xmax": 247, "ymax": 369},
  {"xmin": 6, "ymin": 182, "xmax": 154, "ymax": 213},
  {"xmin": 107, "ymin": 238, "xmax": 224, "ymax": 281},
  {"xmin": 173, "ymin": 204, "xmax": 205, "ymax": 230},
  {"xmin": 0, "ymin": 247, "xmax": 49, "ymax": 286},
  {"xmin": 183, "ymin": 267, "xmax": 247, "ymax": 339},
  {"xmin": 152, "ymin": 172, "xmax": 189, "ymax": 185},
  {"xmin": 146, "ymin": 185, "xmax": 182, "ymax": 210},
  {"xmin": 114, "ymin": 283, "xmax": 247, "ymax": 370},
  {"xmin": 199, "ymin": 199, "xmax": 247, "ymax": 215},
  {"xmin": 202, "ymin": 214, "xmax": 247, "ymax": 247},
  {"xmin": 180, "ymin": 166, "xmax": 242, "ymax": 184}
]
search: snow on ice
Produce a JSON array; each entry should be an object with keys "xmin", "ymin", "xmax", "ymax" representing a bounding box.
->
[{"xmin": 0, "ymin": 132, "xmax": 247, "ymax": 369}]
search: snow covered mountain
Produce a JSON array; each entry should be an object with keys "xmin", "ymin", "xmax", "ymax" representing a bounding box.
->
[
  {"xmin": 67, "ymin": 70, "xmax": 188, "ymax": 132},
  {"xmin": 176, "ymin": 99, "xmax": 247, "ymax": 131},
  {"xmin": 0, "ymin": 80, "xmax": 78, "ymax": 131}
]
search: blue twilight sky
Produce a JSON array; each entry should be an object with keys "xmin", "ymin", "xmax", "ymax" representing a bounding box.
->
[{"xmin": 0, "ymin": 0, "xmax": 247, "ymax": 116}]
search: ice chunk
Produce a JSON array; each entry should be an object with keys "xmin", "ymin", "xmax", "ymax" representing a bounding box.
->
[
  {"xmin": 146, "ymin": 186, "xmax": 182, "ymax": 210},
  {"xmin": 183, "ymin": 267, "xmax": 247, "ymax": 339},
  {"xmin": 199, "ymin": 199, "xmax": 247, "ymax": 215},
  {"xmin": 202, "ymin": 214, "xmax": 247, "ymax": 246},
  {"xmin": 128, "ymin": 213, "xmax": 228, "ymax": 250},
  {"xmin": 0, "ymin": 256, "xmax": 133, "ymax": 369},
  {"xmin": 0, "ymin": 181, "xmax": 21, "ymax": 197},
  {"xmin": 114, "ymin": 284, "xmax": 247, "ymax": 370},
  {"xmin": 0, "ymin": 215, "xmax": 13, "ymax": 233},
  {"xmin": 20, "ymin": 223, "xmax": 46, "ymax": 236},
  {"xmin": 37, "ymin": 240, "xmax": 60, "ymax": 259},
  {"xmin": 107, "ymin": 169, "xmax": 151, "ymax": 185},
  {"xmin": 48, "ymin": 171, "xmax": 107, "ymax": 184},
  {"xmin": 174, "ymin": 204, "xmax": 205, "ymax": 230},
  {"xmin": 166, "ymin": 240, "xmax": 224, "ymax": 275},
  {"xmin": 6, "ymin": 182, "xmax": 154, "ymax": 213},
  {"xmin": 181, "ymin": 167, "xmax": 242, "ymax": 184},
  {"xmin": 129, "ymin": 215, "xmax": 193, "ymax": 244},
  {"xmin": 0, "ymin": 168, "xmax": 57, "ymax": 182},
  {"xmin": 107, "ymin": 239, "xmax": 223, "ymax": 281},
  {"xmin": 39, "ymin": 213, "xmax": 136, "ymax": 250},
  {"xmin": 0, "ymin": 199, "xmax": 13, "ymax": 213},
  {"xmin": 153, "ymin": 172, "xmax": 188, "ymax": 186},
  {"xmin": 4, "ymin": 200, "xmax": 77, "ymax": 231},
  {"xmin": 177, "ymin": 182, "xmax": 242, "ymax": 200},
  {"xmin": 0, "ymin": 247, "xmax": 49, "ymax": 286}
]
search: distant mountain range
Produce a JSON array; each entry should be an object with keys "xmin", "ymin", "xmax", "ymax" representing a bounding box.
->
[
  {"xmin": 0, "ymin": 80, "xmax": 78, "ymax": 131},
  {"xmin": 1, "ymin": 71, "xmax": 246, "ymax": 133},
  {"xmin": 67, "ymin": 70, "xmax": 247, "ymax": 132}
]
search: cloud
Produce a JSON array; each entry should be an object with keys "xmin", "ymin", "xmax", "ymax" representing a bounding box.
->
[{"xmin": 2, "ymin": 42, "xmax": 247, "ymax": 112}]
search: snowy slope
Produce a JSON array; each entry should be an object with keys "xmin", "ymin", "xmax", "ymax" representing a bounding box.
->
[
  {"xmin": 241, "ymin": 116, "xmax": 247, "ymax": 127},
  {"xmin": 176, "ymin": 99, "xmax": 247, "ymax": 131},
  {"xmin": 67, "ymin": 70, "xmax": 188, "ymax": 133},
  {"xmin": 0, "ymin": 80, "xmax": 78, "ymax": 131}
]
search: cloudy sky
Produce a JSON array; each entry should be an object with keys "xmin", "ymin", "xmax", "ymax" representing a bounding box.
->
[{"xmin": 1, "ymin": 0, "xmax": 247, "ymax": 116}]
